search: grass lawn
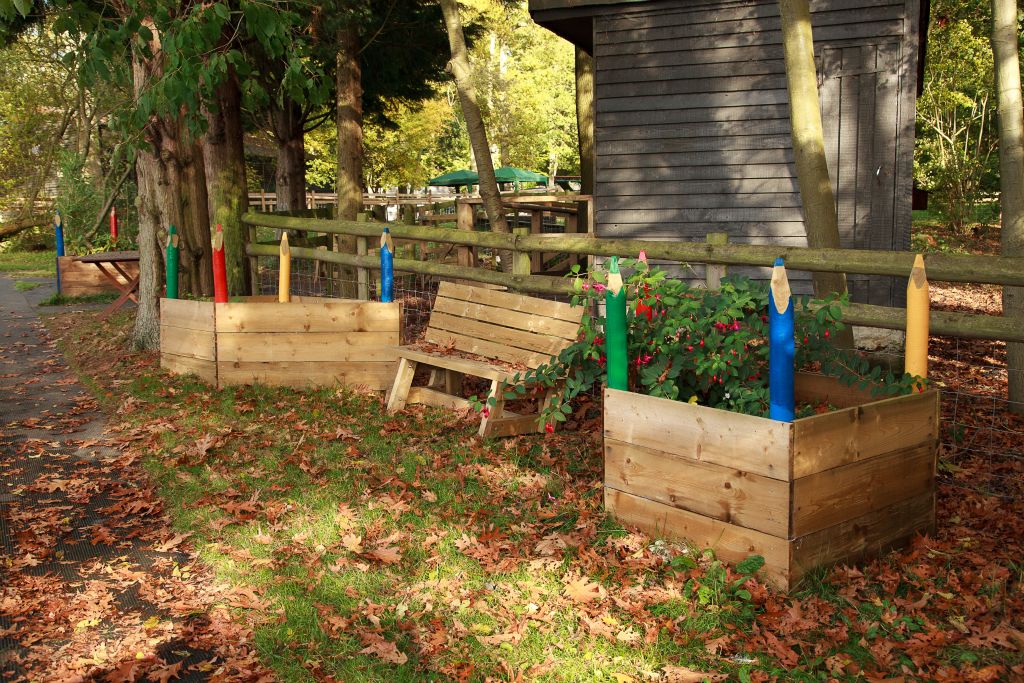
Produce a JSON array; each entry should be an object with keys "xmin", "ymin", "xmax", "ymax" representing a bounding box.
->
[
  {"xmin": 0, "ymin": 249, "xmax": 56, "ymax": 276},
  {"xmin": 45, "ymin": 311, "xmax": 1024, "ymax": 682}
]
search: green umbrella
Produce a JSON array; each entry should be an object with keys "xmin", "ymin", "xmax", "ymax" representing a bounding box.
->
[
  {"xmin": 427, "ymin": 168, "xmax": 479, "ymax": 187},
  {"xmin": 494, "ymin": 166, "xmax": 548, "ymax": 184}
]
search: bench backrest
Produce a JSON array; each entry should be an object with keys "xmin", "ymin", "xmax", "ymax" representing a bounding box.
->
[{"xmin": 424, "ymin": 281, "xmax": 584, "ymax": 369}]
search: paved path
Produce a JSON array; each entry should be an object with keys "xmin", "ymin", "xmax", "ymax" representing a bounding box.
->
[{"xmin": 0, "ymin": 276, "xmax": 245, "ymax": 681}]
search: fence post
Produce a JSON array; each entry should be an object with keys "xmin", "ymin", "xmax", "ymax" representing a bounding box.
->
[
  {"xmin": 705, "ymin": 232, "xmax": 728, "ymax": 290},
  {"xmin": 512, "ymin": 226, "xmax": 531, "ymax": 283},
  {"xmin": 456, "ymin": 199, "xmax": 474, "ymax": 268},
  {"xmin": 247, "ymin": 223, "xmax": 260, "ymax": 295},
  {"xmin": 356, "ymin": 213, "xmax": 369, "ymax": 301}
]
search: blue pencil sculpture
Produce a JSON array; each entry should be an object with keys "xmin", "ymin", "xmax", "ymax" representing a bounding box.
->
[
  {"xmin": 380, "ymin": 227, "xmax": 394, "ymax": 303},
  {"xmin": 54, "ymin": 211, "xmax": 64, "ymax": 294},
  {"xmin": 768, "ymin": 257, "xmax": 795, "ymax": 422}
]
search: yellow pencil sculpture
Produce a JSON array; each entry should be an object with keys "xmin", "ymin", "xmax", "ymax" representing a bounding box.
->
[
  {"xmin": 905, "ymin": 253, "xmax": 929, "ymax": 386},
  {"xmin": 278, "ymin": 232, "xmax": 291, "ymax": 303}
]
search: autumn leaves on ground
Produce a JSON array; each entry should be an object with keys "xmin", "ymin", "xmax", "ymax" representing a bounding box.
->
[{"xmin": 0, "ymin": 297, "xmax": 1015, "ymax": 683}]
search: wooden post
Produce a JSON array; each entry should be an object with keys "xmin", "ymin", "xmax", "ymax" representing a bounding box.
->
[
  {"xmin": 530, "ymin": 208, "xmax": 543, "ymax": 272},
  {"xmin": 512, "ymin": 226, "xmax": 531, "ymax": 279},
  {"xmin": 769, "ymin": 258, "xmax": 795, "ymax": 422},
  {"xmin": 905, "ymin": 254, "xmax": 929, "ymax": 386},
  {"xmin": 246, "ymin": 222, "xmax": 259, "ymax": 294},
  {"xmin": 356, "ymin": 213, "xmax": 369, "ymax": 300},
  {"xmin": 278, "ymin": 232, "xmax": 291, "ymax": 303},
  {"xmin": 705, "ymin": 232, "xmax": 729, "ymax": 289},
  {"xmin": 457, "ymin": 199, "xmax": 475, "ymax": 268}
]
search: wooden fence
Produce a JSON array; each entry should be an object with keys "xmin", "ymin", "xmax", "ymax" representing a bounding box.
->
[{"xmin": 242, "ymin": 211, "xmax": 1024, "ymax": 344}]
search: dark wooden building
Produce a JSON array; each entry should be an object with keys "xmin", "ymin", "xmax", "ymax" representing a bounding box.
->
[{"xmin": 530, "ymin": 0, "xmax": 924, "ymax": 305}]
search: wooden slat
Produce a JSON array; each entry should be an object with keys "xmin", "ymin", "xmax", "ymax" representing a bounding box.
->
[
  {"xmin": 481, "ymin": 413, "xmax": 546, "ymax": 438},
  {"xmin": 605, "ymin": 488, "xmax": 791, "ymax": 587},
  {"xmin": 603, "ymin": 389, "xmax": 791, "ymax": 480},
  {"xmin": 428, "ymin": 312, "xmax": 572, "ymax": 356},
  {"xmin": 792, "ymin": 442, "xmax": 935, "ymax": 536},
  {"xmin": 161, "ymin": 299, "xmax": 215, "ymax": 332},
  {"xmin": 437, "ymin": 282, "xmax": 581, "ymax": 324},
  {"xmin": 431, "ymin": 297, "xmax": 582, "ymax": 340},
  {"xmin": 215, "ymin": 301, "xmax": 400, "ymax": 333},
  {"xmin": 790, "ymin": 492, "xmax": 935, "ymax": 585},
  {"xmin": 423, "ymin": 328, "xmax": 548, "ymax": 369},
  {"xmin": 792, "ymin": 390, "xmax": 939, "ymax": 478},
  {"xmin": 406, "ymin": 386, "xmax": 471, "ymax": 410},
  {"xmin": 605, "ymin": 438, "xmax": 790, "ymax": 537},
  {"xmin": 160, "ymin": 325, "xmax": 216, "ymax": 361},
  {"xmin": 161, "ymin": 353, "xmax": 216, "ymax": 385},
  {"xmin": 217, "ymin": 361, "xmax": 396, "ymax": 390},
  {"xmin": 216, "ymin": 331, "xmax": 398, "ymax": 363},
  {"xmin": 394, "ymin": 347, "xmax": 513, "ymax": 382},
  {"xmin": 793, "ymin": 372, "xmax": 877, "ymax": 408}
]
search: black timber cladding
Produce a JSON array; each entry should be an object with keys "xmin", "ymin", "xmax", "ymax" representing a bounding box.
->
[{"xmin": 531, "ymin": 0, "xmax": 921, "ymax": 306}]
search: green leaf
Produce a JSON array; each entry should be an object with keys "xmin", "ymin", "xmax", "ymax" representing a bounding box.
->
[{"xmin": 736, "ymin": 555, "xmax": 765, "ymax": 575}]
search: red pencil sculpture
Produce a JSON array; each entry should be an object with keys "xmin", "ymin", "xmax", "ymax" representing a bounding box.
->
[{"xmin": 212, "ymin": 224, "xmax": 228, "ymax": 303}]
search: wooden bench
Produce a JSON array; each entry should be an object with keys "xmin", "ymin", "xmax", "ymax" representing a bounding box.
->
[{"xmin": 385, "ymin": 281, "xmax": 584, "ymax": 437}]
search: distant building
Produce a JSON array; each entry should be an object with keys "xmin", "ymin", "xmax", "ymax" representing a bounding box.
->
[{"xmin": 530, "ymin": 0, "xmax": 926, "ymax": 305}]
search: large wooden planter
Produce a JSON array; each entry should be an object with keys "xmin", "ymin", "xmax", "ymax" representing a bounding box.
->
[
  {"xmin": 159, "ymin": 296, "xmax": 400, "ymax": 390},
  {"xmin": 604, "ymin": 374, "xmax": 939, "ymax": 588}
]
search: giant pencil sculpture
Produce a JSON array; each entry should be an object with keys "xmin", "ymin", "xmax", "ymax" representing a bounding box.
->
[
  {"xmin": 110, "ymin": 206, "xmax": 118, "ymax": 241},
  {"xmin": 380, "ymin": 227, "xmax": 394, "ymax": 303},
  {"xmin": 212, "ymin": 224, "xmax": 228, "ymax": 303},
  {"xmin": 769, "ymin": 258, "xmax": 795, "ymax": 422},
  {"xmin": 278, "ymin": 232, "xmax": 291, "ymax": 303},
  {"xmin": 605, "ymin": 256, "xmax": 628, "ymax": 391},
  {"xmin": 166, "ymin": 225, "xmax": 180, "ymax": 299},
  {"xmin": 54, "ymin": 211, "xmax": 64, "ymax": 294},
  {"xmin": 905, "ymin": 254, "xmax": 929, "ymax": 388}
]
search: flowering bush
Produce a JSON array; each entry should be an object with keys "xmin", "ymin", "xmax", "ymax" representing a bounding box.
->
[{"xmin": 490, "ymin": 259, "xmax": 919, "ymax": 428}]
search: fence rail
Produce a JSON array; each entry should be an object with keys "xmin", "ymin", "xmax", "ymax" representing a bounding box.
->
[{"xmin": 242, "ymin": 211, "xmax": 1024, "ymax": 343}]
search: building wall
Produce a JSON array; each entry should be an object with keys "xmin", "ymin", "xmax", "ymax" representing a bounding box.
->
[{"xmin": 591, "ymin": 0, "xmax": 919, "ymax": 304}]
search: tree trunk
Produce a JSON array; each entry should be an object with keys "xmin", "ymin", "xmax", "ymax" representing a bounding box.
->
[
  {"xmin": 778, "ymin": 0, "xmax": 849, "ymax": 300},
  {"xmin": 130, "ymin": 50, "xmax": 163, "ymax": 350},
  {"xmin": 575, "ymin": 47, "xmax": 595, "ymax": 234},
  {"xmin": 272, "ymin": 97, "xmax": 306, "ymax": 213},
  {"xmin": 202, "ymin": 66, "xmax": 251, "ymax": 296},
  {"xmin": 180, "ymin": 132, "xmax": 213, "ymax": 297},
  {"xmin": 992, "ymin": 0, "xmax": 1024, "ymax": 412},
  {"xmin": 334, "ymin": 25, "xmax": 362, "ymax": 296},
  {"xmin": 440, "ymin": 0, "xmax": 508, "ymax": 237}
]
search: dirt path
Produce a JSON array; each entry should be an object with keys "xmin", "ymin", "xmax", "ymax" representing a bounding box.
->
[{"xmin": 0, "ymin": 277, "xmax": 269, "ymax": 682}]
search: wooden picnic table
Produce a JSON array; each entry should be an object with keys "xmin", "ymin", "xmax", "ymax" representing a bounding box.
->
[{"xmin": 74, "ymin": 250, "xmax": 140, "ymax": 319}]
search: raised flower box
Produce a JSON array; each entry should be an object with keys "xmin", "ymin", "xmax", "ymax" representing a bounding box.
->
[
  {"xmin": 604, "ymin": 373, "xmax": 939, "ymax": 588},
  {"xmin": 159, "ymin": 296, "xmax": 400, "ymax": 390}
]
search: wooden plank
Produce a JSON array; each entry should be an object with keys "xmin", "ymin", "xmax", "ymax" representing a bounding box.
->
[
  {"xmin": 598, "ymin": 149, "xmax": 794, "ymax": 169},
  {"xmin": 405, "ymin": 386, "xmax": 471, "ymax": 411},
  {"xmin": 605, "ymin": 488, "xmax": 791, "ymax": 587},
  {"xmin": 598, "ymin": 207, "xmax": 806, "ymax": 225},
  {"xmin": 160, "ymin": 325, "xmax": 216, "ymax": 361},
  {"xmin": 598, "ymin": 133, "xmax": 797, "ymax": 155},
  {"xmin": 214, "ymin": 301, "xmax": 400, "ymax": 333},
  {"xmin": 437, "ymin": 281, "xmax": 581, "ymax": 323},
  {"xmin": 605, "ymin": 438, "xmax": 790, "ymax": 537},
  {"xmin": 793, "ymin": 372, "xmax": 877, "ymax": 408},
  {"xmin": 600, "ymin": 104, "xmax": 791, "ymax": 129},
  {"xmin": 790, "ymin": 491, "xmax": 935, "ymax": 585},
  {"xmin": 161, "ymin": 353, "xmax": 216, "ymax": 384},
  {"xmin": 600, "ymin": 163, "xmax": 795, "ymax": 183},
  {"xmin": 481, "ymin": 412, "xmax": 545, "ymax": 438},
  {"xmin": 792, "ymin": 442, "xmax": 934, "ymax": 536},
  {"xmin": 431, "ymin": 297, "xmax": 582, "ymax": 340},
  {"xmin": 423, "ymin": 328, "xmax": 548, "ymax": 369},
  {"xmin": 160, "ymin": 298, "xmax": 215, "ymax": 332},
  {"xmin": 395, "ymin": 347, "xmax": 512, "ymax": 382},
  {"xmin": 597, "ymin": 193, "xmax": 803, "ymax": 211},
  {"xmin": 598, "ymin": 89, "xmax": 790, "ymax": 114},
  {"xmin": 603, "ymin": 389, "xmax": 791, "ymax": 480},
  {"xmin": 792, "ymin": 389, "xmax": 939, "ymax": 478},
  {"xmin": 217, "ymin": 361, "xmax": 396, "ymax": 390},
  {"xmin": 216, "ymin": 331, "xmax": 398, "ymax": 363},
  {"xmin": 428, "ymin": 312, "xmax": 572, "ymax": 356},
  {"xmin": 598, "ymin": 119, "xmax": 794, "ymax": 144}
]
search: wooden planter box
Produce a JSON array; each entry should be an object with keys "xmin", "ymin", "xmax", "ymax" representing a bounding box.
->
[
  {"xmin": 58, "ymin": 256, "xmax": 138, "ymax": 296},
  {"xmin": 604, "ymin": 374, "xmax": 939, "ymax": 588},
  {"xmin": 159, "ymin": 296, "xmax": 400, "ymax": 390}
]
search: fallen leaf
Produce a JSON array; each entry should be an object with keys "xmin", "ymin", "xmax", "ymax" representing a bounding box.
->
[{"xmin": 661, "ymin": 665, "xmax": 727, "ymax": 683}]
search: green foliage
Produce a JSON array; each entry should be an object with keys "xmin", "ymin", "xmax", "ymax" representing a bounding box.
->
[
  {"xmin": 38, "ymin": 291, "xmax": 117, "ymax": 305},
  {"xmin": 668, "ymin": 551, "xmax": 765, "ymax": 631},
  {"xmin": 54, "ymin": 152, "xmax": 102, "ymax": 249},
  {"xmin": 478, "ymin": 262, "xmax": 921, "ymax": 428},
  {"xmin": 915, "ymin": 12, "xmax": 998, "ymax": 234}
]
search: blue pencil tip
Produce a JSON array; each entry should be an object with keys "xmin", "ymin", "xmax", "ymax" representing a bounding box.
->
[{"xmin": 774, "ymin": 257, "xmax": 785, "ymax": 266}]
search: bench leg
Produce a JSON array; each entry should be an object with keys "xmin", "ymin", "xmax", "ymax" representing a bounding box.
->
[
  {"xmin": 386, "ymin": 358, "xmax": 417, "ymax": 412},
  {"xmin": 479, "ymin": 386, "xmax": 560, "ymax": 438},
  {"xmin": 445, "ymin": 370, "xmax": 463, "ymax": 395},
  {"xmin": 477, "ymin": 379, "xmax": 504, "ymax": 438}
]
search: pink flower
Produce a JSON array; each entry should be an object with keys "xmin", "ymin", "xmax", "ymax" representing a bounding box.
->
[
  {"xmin": 482, "ymin": 407, "xmax": 490, "ymax": 417},
  {"xmin": 592, "ymin": 283, "xmax": 606, "ymax": 294},
  {"xmin": 638, "ymin": 250, "xmax": 648, "ymax": 263},
  {"xmin": 545, "ymin": 423, "xmax": 555, "ymax": 434},
  {"xmin": 581, "ymin": 283, "xmax": 590, "ymax": 291}
]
